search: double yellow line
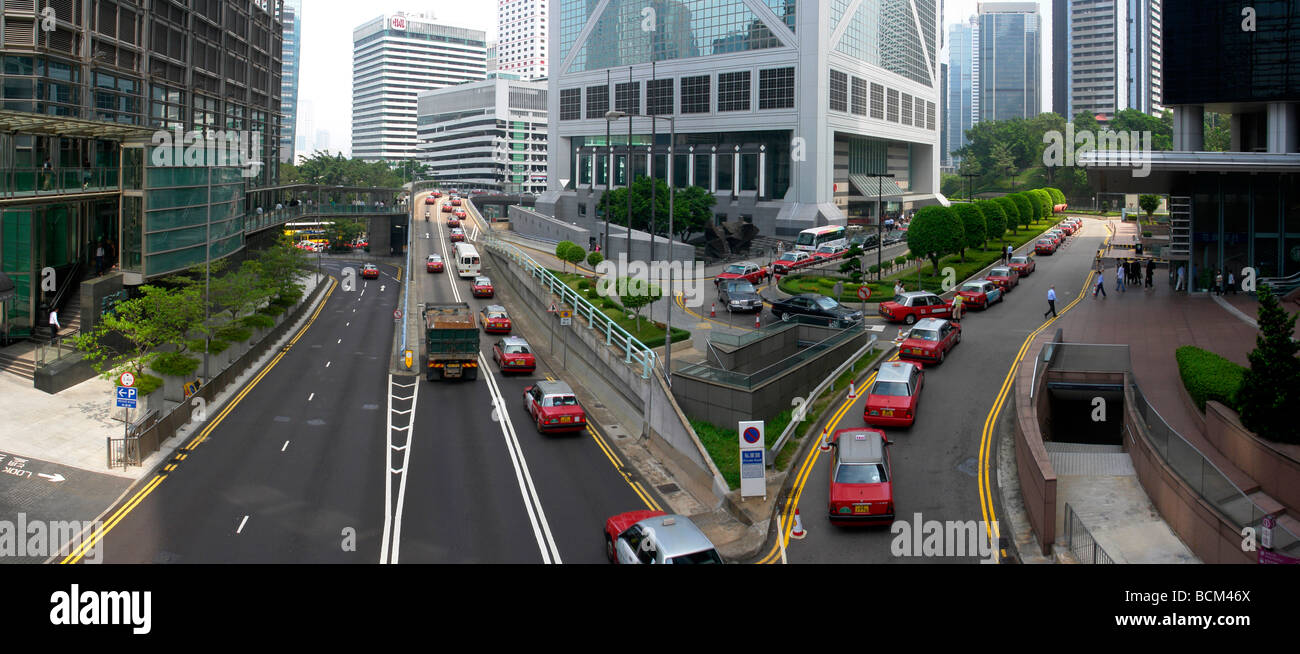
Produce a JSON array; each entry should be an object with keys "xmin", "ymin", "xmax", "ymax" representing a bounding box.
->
[
  {"xmin": 60, "ymin": 279, "xmax": 338, "ymax": 564},
  {"xmin": 542, "ymin": 374, "xmax": 662, "ymax": 512},
  {"xmin": 755, "ymin": 353, "xmax": 899, "ymax": 564}
]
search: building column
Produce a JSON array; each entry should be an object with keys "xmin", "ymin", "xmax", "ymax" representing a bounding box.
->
[
  {"xmin": 732, "ymin": 145, "xmax": 740, "ymax": 196},
  {"xmin": 710, "ymin": 146, "xmax": 718, "ymax": 193},
  {"xmin": 1267, "ymin": 102, "xmax": 1300, "ymax": 154},
  {"xmin": 688, "ymin": 146, "xmax": 696, "ymax": 187},
  {"xmin": 758, "ymin": 146, "xmax": 767, "ymax": 198},
  {"xmin": 1173, "ymin": 105, "xmax": 1205, "ymax": 151}
]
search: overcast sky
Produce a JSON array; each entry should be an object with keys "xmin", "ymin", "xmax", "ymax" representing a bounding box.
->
[{"xmin": 295, "ymin": 0, "xmax": 1046, "ymax": 158}]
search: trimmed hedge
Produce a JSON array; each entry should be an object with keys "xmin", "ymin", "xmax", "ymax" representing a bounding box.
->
[
  {"xmin": 1175, "ymin": 346, "xmax": 1246, "ymax": 412},
  {"xmin": 186, "ymin": 339, "xmax": 231, "ymax": 355},
  {"xmin": 152, "ymin": 351, "xmax": 200, "ymax": 377},
  {"xmin": 240, "ymin": 314, "xmax": 275, "ymax": 330},
  {"xmin": 136, "ymin": 373, "xmax": 163, "ymax": 397},
  {"xmin": 217, "ymin": 324, "xmax": 253, "ymax": 343},
  {"xmin": 641, "ymin": 327, "xmax": 692, "ymax": 349}
]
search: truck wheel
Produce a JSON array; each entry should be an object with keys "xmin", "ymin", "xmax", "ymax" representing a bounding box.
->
[
  {"xmin": 465, "ymin": 367, "xmax": 478, "ymax": 381},
  {"xmin": 427, "ymin": 369, "xmax": 436, "ymax": 382}
]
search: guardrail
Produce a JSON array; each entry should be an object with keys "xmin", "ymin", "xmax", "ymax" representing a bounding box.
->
[
  {"xmin": 766, "ymin": 335, "xmax": 879, "ymax": 463},
  {"xmin": 0, "ymin": 167, "xmax": 121, "ymax": 199},
  {"xmin": 1064, "ymin": 503, "xmax": 1116, "ymax": 563},
  {"xmin": 480, "ymin": 232, "xmax": 659, "ymax": 379},
  {"xmin": 244, "ymin": 204, "xmax": 408, "ymax": 234},
  {"xmin": 34, "ymin": 329, "xmax": 80, "ymax": 367}
]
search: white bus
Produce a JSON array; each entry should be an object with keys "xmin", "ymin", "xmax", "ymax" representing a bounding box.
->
[
  {"xmin": 795, "ymin": 225, "xmax": 847, "ymax": 252},
  {"xmin": 453, "ymin": 242, "xmax": 481, "ymax": 278}
]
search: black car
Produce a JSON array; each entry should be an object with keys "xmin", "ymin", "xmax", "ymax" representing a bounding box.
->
[
  {"xmin": 849, "ymin": 232, "xmax": 880, "ymax": 250},
  {"xmin": 770, "ymin": 293, "xmax": 863, "ymax": 327},
  {"xmin": 718, "ymin": 280, "xmax": 764, "ymax": 313}
]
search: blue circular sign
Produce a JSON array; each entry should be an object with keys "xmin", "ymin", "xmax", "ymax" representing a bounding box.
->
[{"xmin": 743, "ymin": 427, "xmax": 761, "ymax": 444}]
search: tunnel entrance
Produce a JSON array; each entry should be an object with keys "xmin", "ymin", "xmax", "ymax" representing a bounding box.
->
[{"xmin": 1045, "ymin": 383, "xmax": 1124, "ymax": 446}]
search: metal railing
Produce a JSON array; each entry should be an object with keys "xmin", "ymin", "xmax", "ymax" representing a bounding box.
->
[
  {"xmin": 1129, "ymin": 381, "xmax": 1300, "ymax": 556},
  {"xmin": 0, "ymin": 167, "xmax": 121, "ymax": 199},
  {"xmin": 676, "ymin": 322, "xmax": 867, "ymax": 390},
  {"xmin": 244, "ymin": 203, "xmax": 408, "ymax": 234},
  {"xmin": 767, "ymin": 336, "xmax": 878, "ymax": 463},
  {"xmin": 1064, "ymin": 503, "xmax": 1116, "ymax": 564},
  {"xmin": 34, "ymin": 329, "xmax": 81, "ymax": 366},
  {"xmin": 480, "ymin": 232, "xmax": 659, "ymax": 379}
]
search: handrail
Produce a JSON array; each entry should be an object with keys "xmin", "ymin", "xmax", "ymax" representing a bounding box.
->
[
  {"xmin": 480, "ymin": 231, "xmax": 659, "ymax": 379},
  {"xmin": 767, "ymin": 336, "xmax": 878, "ymax": 463}
]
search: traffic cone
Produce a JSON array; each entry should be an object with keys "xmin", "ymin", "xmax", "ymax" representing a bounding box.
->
[
  {"xmin": 710, "ymin": 303, "xmax": 716, "ymax": 318},
  {"xmin": 755, "ymin": 314, "xmax": 761, "ymax": 328},
  {"xmin": 819, "ymin": 427, "xmax": 832, "ymax": 452},
  {"xmin": 848, "ymin": 382, "xmax": 856, "ymax": 399},
  {"xmin": 790, "ymin": 509, "xmax": 807, "ymax": 540}
]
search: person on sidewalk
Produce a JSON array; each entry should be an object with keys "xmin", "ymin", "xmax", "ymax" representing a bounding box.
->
[
  {"xmin": 1094, "ymin": 270, "xmax": 1107, "ymax": 298},
  {"xmin": 1228, "ymin": 270, "xmax": 1237, "ymax": 294},
  {"xmin": 95, "ymin": 241, "xmax": 105, "ymax": 277},
  {"xmin": 951, "ymin": 293, "xmax": 964, "ymax": 323},
  {"xmin": 1145, "ymin": 259, "xmax": 1154, "ymax": 289},
  {"xmin": 48, "ymin": 309, "xmax": 60, "ymax": 335},
  {"xmin": 1044, "ymin": 286, "xmax": 1058, "ymax": 318},
  {"xmin": 1215, "ymin": 270, "xmax": 1224, "ymax": 295},
  {"xmin": 1005, "ymin": 245, "xmax": 1013, "ymax": 264},
  {"xmin": 1176, "ymin": 264, "xmax": 1186, "ymax": 291},
  {"xmin": 1117, "ymin": 262, "xmax": 1126, "ymax": 292}
]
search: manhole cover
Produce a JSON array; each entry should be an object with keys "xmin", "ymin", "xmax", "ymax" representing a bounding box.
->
[
  {"xmin": 956, "ymin": 457, "xmax": 978, "ymax": 477},
  {"xmin": 273, "ymin": 416, "xmax": 291, "ymax": 423},
  {"xmin": 657, "ymin": 483, "xmax": 679, "ymax": 494}
]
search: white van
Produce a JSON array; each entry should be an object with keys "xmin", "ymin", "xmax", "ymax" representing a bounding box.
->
[{"xmin": 453, "ymin": 242, "xmax": 481, "ymax": 278}]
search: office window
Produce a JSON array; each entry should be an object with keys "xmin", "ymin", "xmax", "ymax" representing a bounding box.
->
[
  {"xmin": 758, "ymin": 67, "xmax": 794, "ymax": 110},
  {"xmin": 850, "ymin": 77, "xmax": 867, "ymax": 116},
  {"xmin": 647, "ymin": 78, "xmax": 673, "ymax": 115},
  {"xmin": 926, "ymin": 100, "xmax": 935, "ymax": 130},
  {"xmin": 901, "ymin": 93, "xmax": 913, "ymax": 126},
  {"xmin": 718, "ymin": 71, "xmax": 751, "ymax": 112},
  {"xmin": 887, "ymin": 88, "xmax": 899, "ymax": 122},
  {"xmin": 914, "ymin": 98, "xmax": 925, "ymax": 128},
  {"xmin": 681, "ymin": 75, "xmax": 711, "ymax": 114},
  {"xmin": 586, "ymin": 84, "xmax": 608, "ymax": 119},
  {"xmin": 830, "ymin": 70, "xmax": 848, "ymax": 112},
  {"xmin": 559, "ymin": 88, "xmax": 580, "ymax": 120},
  {"xmin": 615, "ymin": 81, "xmax": 640, "ymax": 115},
  {"xmin": 870, "ymin": 83, "xmax": 884, "ymax": 119}
]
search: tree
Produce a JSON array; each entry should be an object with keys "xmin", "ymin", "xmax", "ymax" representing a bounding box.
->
[
  {"xmin": 1204, "ymin": 113, "xmax": 1231, "ymax": 152},
  {"xmin": 1022, "ymin": 191, "xmax": 1045, "ymax": 222},
  {"xmin": 993, "ymin": 197, "xmax": 1020, "ymax": 234},
  {"xmin": 906, "ymin": 206, "xmax": 961, "ymax": 273},
  {"xmin": 952, "ymin": 203, "xmax": 987, "ymax": 259},
  {"xmin": 1045, "ymin": 187, "xmax": 1066, "ymax": 206},
  {"xmin": 76, "ymin": 285, "xmax": 204, "ymax": 380},
  {"xmin": 1236, "ymin": 286, "xmax": 1300, "ymax": 444},
  {"xmin": 256, "ymin": 235, "xmax": 312, "ymax": 298},
  {"xmin": 209, "ymin": 260, "xmax": 274, "ymax": 325},
  {"xmin": 1109, "ymin": 109, "xmax": 1174, "ymax": 151},
  {"xmin": 672, "ymin": 185, "xmax": 716, "ymax": 242},
  {"xmin": 1031, "ymin": 189, "xmax": 1053, "ymax": 218},
  {"xmin": 977, "ymin": 200, "xmax": 1007, "ymax": 246},
  {"xmin": 617, "ymin": 278, "xmax": 662, "ymax": 332},
  {"xmin": 555, "ymin": 241, "xmax": 578, "ymax": 273},
  {"xmin": 1138, "ymin": 194, "xmax": 1161, "ymax": 222},
  {"xmin": 326, "ymin": 219, "xmax": 366, "ymax": 251},
  {"xmin": 561, "ymin": 242, "xmax": 586, "ymax": 271},
  {"xmin": 1009, "ymin": 194, "xmax": 1035, "ymax": 229},
  {"xmin": 586, "ymin": 251, "xmax": 604, "ymax": 268}
]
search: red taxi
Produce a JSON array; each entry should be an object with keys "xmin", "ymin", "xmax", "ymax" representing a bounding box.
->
[
  {"xmin": 1035, "ymin": 238, "xmax": 1057, "ymax": 255},
  {"xmin": 442, "ymin": 203, "xmax": 454, "ymax": 213},
  {"xmin": 863, "ymin": 361, "xmax": 924, "ymax": 428},
  {"xmin": 449, "ymin": 228, "xmax": 466, "ymax": 242},
  {"xmin": 523, "ymin": 380, "xmax": 586, "ymax": 433},
  {"xmin": 813, "ymin": 244, "xmax": 849, "ymax": 263},
  {"xmin": 447, "ymin": 216, "xmax": 461, "ymax": 228},
  {"xmin": 454, "ymin": 209, "xmax": 467, "ymax": 219},
  {"xmin": 877, "ymin": 291, "xmax": 952, "ymax": 325},
  {"xmin": 898, "ymin": 318, "xmax": 961, "ymax": 364},
  {"xmin": 1008, "ymin": 255, "xmax": 1036, "ymax": 277},
  {"xmin": 955, "ymin": 279, "xmax": 1003, "ymax": 310},
  {"xmin": 985, "ymin": 266, "xmax": 1020, "ymax": 292},
  {"xmin": 426, "ymin": 254, "xmax": 444, "ymax": 273},
  {"xmin": 424, "ymin": 196, "xmax": 437, "ymax": 205},
  {"xmin": 714, "ymin": 262, "xmax": 770, "ymax": 286},
  {"xmin": 451, "ymin": 198, "xmax": 463, "ymax": 207},
  {"xmin": 480, "ymin": 305, "xmax": 512, "ymax": 334},
  {"xmin": 361, "ymin": 263, "xmax": 380, "ymax": 280},
  {"xmin": 492, "ymin": 336, "xmax": 535, "ymax": 374},
  {"xmin": 771, "ymin": 251, "xmax": 814, "ymax": 275},
  {"xmin": 471, "ymin": 276, "xmax": 494, "ymax": 298},
  {"xmin": 828, "ymin": 428, "xmax": 894, "ymax": 526}
]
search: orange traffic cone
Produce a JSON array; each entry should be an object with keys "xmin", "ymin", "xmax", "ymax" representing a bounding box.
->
[
  {"xmin": 819, "ymin": 427, "xmax": 832, "ymax": 452},
  {"xmin": 790, "ymin": 509, "xmax": 807, "ymax": 539},
  {"xmin": 710, "ymin": 303, "xmax": 716, "ymax": 318},
  {"xmin": 848, "ymin": 382, "xmax": 856, "ymax": 400},
  {"xmin": 755, "ymin": 314, "xmax": 761, "ymax": 328}
]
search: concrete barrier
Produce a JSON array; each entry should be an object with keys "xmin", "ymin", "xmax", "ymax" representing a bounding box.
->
[{"xmin": 509, "ymin": 206, "xmax": 590, "ymax": 247}]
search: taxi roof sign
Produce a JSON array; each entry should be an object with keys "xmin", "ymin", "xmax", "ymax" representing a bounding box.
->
[{"xmin": 855, "ymin": 434, "xmax": 867, "ymax": 440}]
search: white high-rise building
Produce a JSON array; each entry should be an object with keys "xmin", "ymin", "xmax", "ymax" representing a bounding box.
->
[
  {"xmin": 351, "ymin": 13, "xmax": 488, "ymax": 161},
  {"xmin": 496, "ymin": 0, "xmax": 548, "ymax": 81},
  {"xmin": 1055, "ymin": 0, "xmax": 1163, "ymax": 120},
  {"xmin": 417, "ymin": 78, "xmax": 548, "ymax": 194}
]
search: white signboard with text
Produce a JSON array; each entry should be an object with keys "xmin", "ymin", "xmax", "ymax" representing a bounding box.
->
[{"xmin": 738, "ymin": 420, "xmax": 766, "ymax": 498}]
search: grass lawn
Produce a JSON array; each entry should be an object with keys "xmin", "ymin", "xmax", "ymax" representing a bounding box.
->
[{"xmin": 549, "ymin": 269, "xmax": 689, "ymax": 348}]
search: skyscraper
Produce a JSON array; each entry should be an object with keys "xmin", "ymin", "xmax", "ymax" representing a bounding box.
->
[
  {"xmin": 946, "ymin": 17, "xmax": 979, "ymax": 166},
  {"xmin": 497, "ymin": 0, "xmax": 549, "ymax": 80},
  {"xmin": 1054, "ymin": 0, "xmax": 1163, "ymax": 120},
  {"xmin": 351, "ymin": 13, "xmax": 487, "ymax": 161},
  {"xmin": 279, "ymin": 0, "xmax": 302, "ymax": 164},
  {"xmin": 418, "ymin": 78, "xmax": 548, "ymax": 194},
  {"xmin": 977, "ymin": 2, "xmax": 1041, "ymax": 122}
]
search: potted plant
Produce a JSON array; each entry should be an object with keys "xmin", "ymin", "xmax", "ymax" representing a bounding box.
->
[
  {"xmin": 150, "ymin": 350, "xmax": 200, "ymax": 403},
  {"xmin": 218, "ymin": 323, "xmax": 254, "ymax": 358}
]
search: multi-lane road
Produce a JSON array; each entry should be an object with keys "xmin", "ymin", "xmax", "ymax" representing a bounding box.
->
[{"xmin": 68, "ymin": 192, "xmax": 662, "ymax": 564}]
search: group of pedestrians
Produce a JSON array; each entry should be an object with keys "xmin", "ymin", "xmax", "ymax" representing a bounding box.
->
[
  {"xmin": 1092, "ymin": 257, "xmax": 1160, "ymax": 298},
  {"xmin": 1213, "ymin": 269, "xmax": 1238, "ymax": 295}
]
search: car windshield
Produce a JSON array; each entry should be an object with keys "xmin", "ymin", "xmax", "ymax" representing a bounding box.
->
[
  {"xmin": 486, "ymin": 311, "xmax": 507, "ymax": 319},
  {"xmin": 991, "ymin": 268, "xmax": 1010, "ymax": 276},
  {"xmin": 667, "ymin": 549, "xmax": 724, "ymax": 564},
  {"xmin": 814, "ymin": 297, "xmax": 838, "ymax": 310},
  {"xmin": 871, "ymin": 381, "xmax": 911, "ymax": 397},
  {"xmin": 835, "ymin": 463, "xmax": 887, "ymax": 484},
  {"xmin": 726, "ymin": 281, "xmax": 756, "ymax": 293},
  {"xmin": 724, "ymin": 264, "xmax": 747, "ymax": 274},
  {"xmin": 504, "ymin": 344, "xmax": 529, "ymax": 354},
  {"xmin": 1011, "ymin": 257, "xmax": 1027, "ymax": 264},
  {"xmin": 778, "ymin": 253, "xmax": 798, "ymax": 262},
  {"xmin": 959, "ymin": 283, "xmax": 983, "ymax": 292},
  {"xmin": 910, "ymin": 328, "xmax": 940, "ymax": 341}
]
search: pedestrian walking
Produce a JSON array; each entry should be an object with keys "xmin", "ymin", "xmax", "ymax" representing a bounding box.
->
[
  {"xmin": 1005, "ymin": 245, "xmax": 1012, "ymax": 264},
  {"xmin": 952, "ymin": 294, "xmax": 964, "ymax": 322},
  {"xmin": 1117, "ymin": 262, "xmax": 1126, "ymax": 292},
  {"xmin": 1176, "ymin": 264, "xmax": 1186, "ymax": 291},
  {"xmin": 1094, "ymin": 270, "xmax": 1107, "ymax": 298},
  {"xmin": 1215, "ymin": 270, "xmax": 1224, "ymax": 295},
  {"xmin": 1044, "ymin": 286, "xmax": 1058, "ymax": 318},
  {"xmin": 42, "ymin": 157, "xmax": 52, "ymax": 190},
  {"xmin": 1145, "ymin": 259, "xmax": 1154, "ymax": 288},
  {"xmin": 894, "ymin": 280, "xmax": 905, "ymax": 297},
  {"xmin": 1228, "ymin": 270, "xmax": 1237, "ymax": 294},
  {"xmin": 95, "ymin": 241, "xmax": 105, "ymax": 277},
  {"xmin": 48, "ymin": 309, "xmax": 60, "ymax": 335}
]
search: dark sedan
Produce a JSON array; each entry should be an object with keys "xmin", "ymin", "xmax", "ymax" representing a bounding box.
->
[
  {"xmin": 718, "ymin": 280, "xmax": 764, "ymax": 313},
  {"xmin": 770, "ymin": 293, "xmax": 863, "ymax": 327}
]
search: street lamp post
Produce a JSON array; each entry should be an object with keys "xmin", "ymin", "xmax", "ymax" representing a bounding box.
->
[
  {"xmin": 961, "ymin": 173, "xmax": 979, "ymax": 203},
  {"xmin": 865, "ymin": 173, "xmax": 895, "ymax": 281}
]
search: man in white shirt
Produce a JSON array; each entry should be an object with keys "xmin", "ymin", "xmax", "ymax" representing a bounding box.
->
[{"xmin": 1044, "ymin": 286, "xmax": 1057, "ymax": 318}]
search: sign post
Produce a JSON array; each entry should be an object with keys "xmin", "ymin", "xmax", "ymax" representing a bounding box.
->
[
  {"xmin": 858, "ymin": 284, "xmax": 871, "ymax": 313},
  {"xmin": 738, "ymin": 420, "xmax": 766, "ymax": 499}
]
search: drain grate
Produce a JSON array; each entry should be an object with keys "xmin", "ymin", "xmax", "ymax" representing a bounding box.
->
[{"xmin": 657, "ymin": 483, "xmax": 679, "ymax": 495}]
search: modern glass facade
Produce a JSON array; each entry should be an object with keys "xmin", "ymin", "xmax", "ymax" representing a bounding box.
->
[
  {"xmin": 946, "ymin": 19, "xmax": 977, "ymax": 166},
  {"xmin": 978, "ymin": 3, "xmax": 1040, "ymax": 122},
  {"xmin": 1164, "ymin": 0, "xmax": 1300, "ymax": 106},
  {"xmin": 279, "ymin": 0, "xmax": 302, "ymax": 164},
  {"xmin": 1181, "ymin": 173, "xmax": 1300, "ymax": 286}
]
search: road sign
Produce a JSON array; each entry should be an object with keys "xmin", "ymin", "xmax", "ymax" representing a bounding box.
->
[
  {"xmin": 832, "ymin": 282, "xmax": 844, "ymax": 300},
  {"xmin": 394, "ymin": 309, "xmax": 403, "ymax": 321},
  {"xmin": 119, "ymin": 372, "xmax": 135, "ymax": 388},
  {"xmin": 1262, "ymin": 515, "xmax": 1276, "ymax": 550},
  {"xmin": 559, "ymin": 309, "xmax": 573, "ymax": 326},
  {"xmin": 115, "ymin": 385, "xmax": 138, "ymax": 409},
  {"xmin": 858, "ymin": 286, "xmax": 872, "ymax": 301},
  {"xmin": 738, "ymin": 420, "xmax": 766, "ymax": 498}
]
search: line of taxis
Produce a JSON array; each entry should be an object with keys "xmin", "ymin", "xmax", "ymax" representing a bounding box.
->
[{"xmin": 830, "ymin": 218, "xmax": 1079, "ymax": 527}]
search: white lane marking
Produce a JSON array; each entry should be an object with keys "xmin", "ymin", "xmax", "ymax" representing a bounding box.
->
[
  {"xmin": 481, "ymin": 355, "xmax": 562, "ymax": 564},
  {"xmin": 380, "ymin": 374, "xmax": 420, "ymax": 564},
  {"xmin": 236, "ymin": 515, "xmax": 249, "ymax": 534},
  {"xmin": 360, "ymin": 289, "xmax": 365, "ymax": 298},
  {"xmin": 282, "ymin": 441, "xmax": 290, "ymax": 452},
  {"xmin": 326, "ymin": 361, "xmax": 331, "ymax": 368},
  {"xmin": 381, "ymin": 285, "xmax": 386, "ymax": 292},
  {"xmin": 308, "ymin": 392, "xmax": 315, "ymax": 401},
  {"xmin": 346, "ymin": 322, "xmax": 350, "ymax": 327},
  {"xmin": 338, "ymin": 339, "xmax": 342, "ymax": 344}
]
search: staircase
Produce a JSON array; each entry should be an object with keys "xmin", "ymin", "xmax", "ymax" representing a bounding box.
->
[
  {"xmin": 1168, "ymin": 196, "xmax": 1191, "ymax": 261},
  {"xmin": 0, "ymin": 346, "xmax": 36, "ymax": 381},
  {"xmin": 58, "ymin": 292, "xmax": 82, "ymax": 335}
]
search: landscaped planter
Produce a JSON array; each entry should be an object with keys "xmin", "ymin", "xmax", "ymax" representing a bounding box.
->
[
  {"xmin": 151, "ymin": 352, "xmax": 200, "ymax": 404},
  {"xmin": 218, "ymin": 324, "xmax": 254, "ymax": 358},
  {"xmin": 111, "ymin": 373, "xmax": 162, "ymax": 422}
]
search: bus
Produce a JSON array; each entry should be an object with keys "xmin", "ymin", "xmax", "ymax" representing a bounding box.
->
[
  {"xmin": 453, "ymin": 242, "xmax": 481, "ymax": 278},
  {"xmin": 284, "ymin": 222, "xmax": 332, "ymax": 245},
  {"xmin": 795, "ymin": 225, "xmax": 847, "ymax": 252}
]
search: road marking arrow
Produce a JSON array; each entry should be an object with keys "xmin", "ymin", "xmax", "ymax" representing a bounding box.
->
[{"xmin": 38, "ymin": 473, "xmax": 65, "ymax": 483}]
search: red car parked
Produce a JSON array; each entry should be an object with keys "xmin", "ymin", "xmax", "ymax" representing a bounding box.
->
[
  {"xmin": 985, "ymin": 266, "xmax": 1020, "ymax": 292},
  {"xmin": 1008, "ymin": 255, "xmax": 1036, "ymax": 277},
  {"xmin": 863, "ymin": 361, "xmax": 924, "ymax": 428},
  {"xmin": 955, "ymin": 279, "xmax": 1004, "ymax": 310},
  {"xmin": 714, "ymin": 262, "xmax": 770, "ymax": 286},
  {"xmin": 898, "ymin": 318, "xmax": 961, "ymax": 364},
  {"xmin": 828, "ymin": 428, "xmax": 895, "ymax": 526},
  {"xmin": 877, "ymin": 291, "xmax": 953, "ymax": 325}
]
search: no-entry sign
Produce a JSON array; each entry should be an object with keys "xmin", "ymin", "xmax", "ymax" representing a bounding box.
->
[{"xmin": 857, "ymin": 286, "xmax": 872, "ymax": 301}]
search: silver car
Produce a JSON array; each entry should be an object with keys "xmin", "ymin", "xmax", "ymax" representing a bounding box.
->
[{"xmin": 606, "ymin": 513, "xmax": 724, "ymax": 564}]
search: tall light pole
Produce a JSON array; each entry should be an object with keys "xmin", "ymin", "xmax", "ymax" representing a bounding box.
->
[
  {"xmin": 961, "ymin": 173, "xmax": 979, "ymax": 203},
  {"xmin": 604, "ymin": 69, "xmax": 611, "ymax": 255},
  {"xmin": 203, "ymin": 162, "xmax": 212, "ymax": 382},
  {"xmin": 865, "ymin": 173, "xmax": 895, "ymax": 281}
]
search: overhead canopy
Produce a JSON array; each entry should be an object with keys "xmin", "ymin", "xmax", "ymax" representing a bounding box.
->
[
  {"xmin": 849, "ymin": 174, "xmax": 906, "ymax": 198},
  {"xmin": 0, "ymin": 110, "xmax": 156, "ymax": 140}
]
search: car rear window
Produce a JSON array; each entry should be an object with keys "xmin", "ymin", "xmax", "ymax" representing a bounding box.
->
[
  {"xmin": 871, "ymin": 381, "xmax": 911, "ymax": 397},
  {"xmin": 910, "ymin": 329, "xmax": 940, "ymax": 341},
  {"xmin": 504, "ymin": 344, "xmax": 529, "ymax": 354},
  {"xmin": 835, "ymin": 463, "xmax": 888, "ymax": 484},
  {"xmin": 668, "ymin": 549, "xmax": 723, "ymax": 565},
  {"xmin": 991, "ymin": 268, "xmax": 1010, "ymax": 276},
  {"xmin": 959, "ymin": 283, "xmax": 983, "ymax": 292},
  {"xmin": 545, "ymin": 395, "xmax": 578, "ymax": 407}
]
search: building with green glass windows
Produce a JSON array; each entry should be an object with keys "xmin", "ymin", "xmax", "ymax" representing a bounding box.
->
[
  {"xmin": 0, "ymin": 0, "xmax": 284, "ymax": 343},
  {"xmin": 545, "ymin": 0, "xmax": 943, "ymax": 239}
]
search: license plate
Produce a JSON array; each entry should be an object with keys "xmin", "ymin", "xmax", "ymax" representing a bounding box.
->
[
  {"xmin": 561, "ymin": 417, "xmax": 572, "ymax": 423},
  {"xmin": 882, "ymin": 410, "xmax": 894, "ymax": 417},
  {"xmin": 853, "ymin": 504, "xmax": 871, "ymax": 514}
]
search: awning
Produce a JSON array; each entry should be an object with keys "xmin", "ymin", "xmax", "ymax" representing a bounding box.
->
[
  {"xmin": 848, "ymin": 174, "xmax": 906, "ymax": 198},
  {"xmin": 0, "ymin": 110, "xmax": 156, "ymax": 140}
]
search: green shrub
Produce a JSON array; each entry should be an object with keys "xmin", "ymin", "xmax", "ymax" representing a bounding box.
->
[
  {"xmin": 585, "ymin": 288, "xmax": 598, "ymax": 300},
  {"xmin": 187, "ymin": 339, "xmax": 230, "ymax": 355},
  {"xmin": 1142, "ymin": 231, "xmax": 1152, "ymax": 237},
  {"xmin": 868, "ymin": 264, "xmax": 881, "ymax": 274},
  {"xmin": 136, "ymin": 373, "xmax": 163, "ymax": 397},
  {"xmin": 217, "ymin": 325, "xmax": 253, "ymax": 343},
  {"xmin": 641, "ymin": 327, "xmax": 692, "ymax": 349},
  {"xmin": 586, "ymin": 252, "xmax": 604, "ymax": 268},
  {"xmin": 240, "ymin": 314, "xmax": 275, "ymax": 330},
  {"xmin": 258, "ymin": 303, "xmax": 286, "ymax": 317},
  {"xmin": 152, "ymin": 351, "xmax": 200, "ymax": 377},
  {"xmin": 894, "ymin": 256, "xmax": 907, "ymax": 268},
  {"xmin": 1175, "ymin": 346, "xmax": 1246, "ymax": 412},
  {"xmin": 578, "ymin": 279, "xmax": 592, "ymax": 290}
]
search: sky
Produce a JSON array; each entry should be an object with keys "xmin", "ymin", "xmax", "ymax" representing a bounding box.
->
[
  {"xmin": 296, "ymin": 1, "xmax": 498, "ymax": 158},
  {"xmin": 294, "ymin": 0, "xmax": 1048, "ymax": 159}
]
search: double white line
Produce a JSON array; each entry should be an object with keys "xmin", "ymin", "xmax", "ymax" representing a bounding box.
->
[{"xmin": 380, "ymin": 374, "xmax": 418, "ymax": 563}]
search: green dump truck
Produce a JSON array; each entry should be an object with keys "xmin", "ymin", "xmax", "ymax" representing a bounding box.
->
[{"xmin": 422, "ymin": 303, "xmax": 479, "ymax": 381}]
